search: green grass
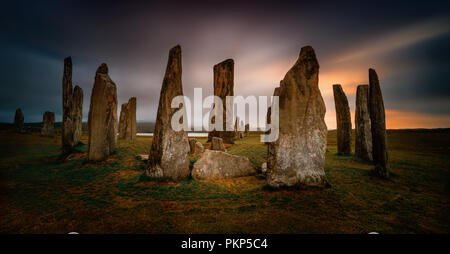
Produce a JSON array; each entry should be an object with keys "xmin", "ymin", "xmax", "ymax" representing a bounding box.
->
[{"xmin": 0, "ymin": 130, "xmax": 449, "ymax": 233}]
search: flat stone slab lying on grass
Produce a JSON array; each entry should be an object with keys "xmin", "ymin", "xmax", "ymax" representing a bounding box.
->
[{"xmin": 192, "ymin": 150, "xmax": 256, "ymax": 180}]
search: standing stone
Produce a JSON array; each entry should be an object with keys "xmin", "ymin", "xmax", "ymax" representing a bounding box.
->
[
  {"xmin": 119, "ymin": 97, "xmax": 137, "ymax": 140},
  {"xmin": 189, "ymin": 138, "xmax": 204, "ymax": 155},
  {"xmin": 244, "ymin": 124, "xmax": 249, "ymax": 137},
  {"xmin": 211, "ymin": 137, "xmax": 226, "ymax": 151},
  {"xmin": 146, "ymin": 45, "xmax": 190, "ymax": 180},
  {"xmin": 368, "ymin": 69, "xmax": 389, "ymax": 178},
  {"xmin": 14, "ymin": 108, "xmax": 24, "ymax": 133},
  {"xmin": 267, "ymin": 46, "xmax": 329, "ymax": 188},
  {"xmin": 72, "ymin": 85, "xmax": 83, "ymax": 145},
  {"xmin": 62, "ymin": 57, "xmax": 84, "ymax": 153},
  {"xmin": 208, "ymin": 59, "xmax": 236, "ymax": 144},
  {"xmin": 119, "ymin": 103, "xmax": 128, "ymax": 139},
  {"xmin": 87, "ymin": 63, "xmax": 118, "ymax": 161},
  {"xmin": 265, "ymin": 86, "xmax": 280, "ymax": 144},
  {"xmin": 41, "ymin": 111, "xmax": 55, "ymax": 136},
  {"xmin": 355, "ymin": 85, "xmax": 372, "ymax": 161},
  {"xmin": 333, "ymin": 84, "xmax": 352, "ymax": 154},
  {"xmin": 62, "ymin": 57, "xmax": 74, "ymax": 154}
]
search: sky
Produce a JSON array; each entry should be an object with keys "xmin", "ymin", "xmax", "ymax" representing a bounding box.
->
[{"xmin": 1, "ymin": 0, "xmax": 450, "ymax": 129}]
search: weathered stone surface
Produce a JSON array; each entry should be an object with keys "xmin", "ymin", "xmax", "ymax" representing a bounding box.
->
[
  {"xmin": 41, "ymin": 111, "xmax": 55, "ymax": 136},
  {"xmin": 261, "ymin": 162, "xmax": 268, "ymax": 174},
  {"xmin": 189, "ymin": 138, "xmax": 204, "ymax": 155},
  {"xmin": 211, "ymin": 137, "xmax": 226, "ymax": 151},
  {"xmin": 192, "ymin": 150, "xmax": 257, "ymax": 180},
  {"xmin": 62, "ymin": 57, "xmax": 84, "ymax": 153},
  {"xmin": 333, "ymin": 84, "xmax": 352, "ymax": 154},
  {"xmin": 208, "ymin": 59, "xmax": 236, "ymax": 144},
  {"xmin": 267, "ymin": 46, "xmax": 329, "ymax": 188},
  {"xmin": 62, "ymin": 57, "xmax": 74, "ymax": 154},
  {"xmin": 87, "ymin": 63, "xmax": 118, "ymax": 161},
  {"xmin": 119, "ymin": 103, "xmax": 128, "ymax": 139},
  {"xmin": 14, "ymin": 108, "xmax": 24, "ymax": 133},
  {"xmin": 368, "ymin": 69, "xmax": 389, "ymax": 178},
  {"xmin": 245, "ymin": 124, "xmax": 249, "ymax": 137},
  {"xmin": 355, "ymin": 85, "xmax": 372, "ymax": 161},
  {"xmin": 265, "ymin": 86, "xmax": 280, "ymax": 144},
  {"xmin": 146, "ymin": 45, "xmax": 190, "ymax": 180},
  {"xmin": 72, "ymin": 85, "xmax": 83, "ymax": 145},
  {"xmin": 119, "ymin": 97, "xmax": 137, "ymax": 140}
]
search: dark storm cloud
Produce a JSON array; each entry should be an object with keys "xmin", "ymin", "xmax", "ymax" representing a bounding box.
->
[{"xmin": 1, "ymin": 0, "xmax": 450, "ymax": 128}]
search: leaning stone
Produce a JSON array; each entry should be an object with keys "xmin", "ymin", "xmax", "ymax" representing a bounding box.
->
[
  {"xmin": 333, "ymin": 84, "xmax": 352, "ymax": 154},
  {"xmin": 267, "ymin": 46, "xmax": 329, "ymax": 188},
  {"xmin": 192, "ymin": 150, "xmax": 257, "ymax": 180}
]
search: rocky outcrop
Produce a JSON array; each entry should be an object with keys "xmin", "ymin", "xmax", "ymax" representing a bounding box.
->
[
  {"xmin": 14, "ymin": 108, "xmax": 24, "ymax": 133},
  {"xmin": 211, "ymin": 137, "xmax": 226, "ymax": 151},
  {"xmin": 355, "ymin": 84, "xmax": 372, "ymax": 161},
  {"xmin": 146, "ymin": 45, "xmax": 190, "ymax": 180},
  {"xmin": 87, "ymin": 63, "xmax": 118, "ymax": 161},
  {"xmin": 267, "ymin": 46, "xmax": 329, "ymax": 188},
  {"xmin": 192, "ymin": 150, "xmax": 257, "ymax": 180},
  {"xmin": 119, "ymin": 97, "xmax": 137, "ymax": 140},
  {"xmin": 41, "ymin": 111, "xmax": 55, "ymax": 136},
  {"xmin": 368, "ymin": 69, "xmax": 389, "ymax": 178},
  {"xmin": 62, "ymin": 57, "xmax": 83, "ymax": 153},
  {"xmin": 333, "ymin": 84, "xmax": 352, "ymax": 154},
  {"xmin": 208, "ymin": 59, "xmax": 236, "ymax": 144}
]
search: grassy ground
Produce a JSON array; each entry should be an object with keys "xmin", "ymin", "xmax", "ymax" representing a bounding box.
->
[{"xmin": 0, "ymin": 129, "xmax": 449, "ymax": 234}]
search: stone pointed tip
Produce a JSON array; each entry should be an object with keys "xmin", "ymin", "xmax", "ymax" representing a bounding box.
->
[
  {"xmin": 96, "ymin": 63, "xmax": 109, "ymax": 74},
  {"xmin": 297, "ymin": 46, "xmax": 319, "ymax": 75},
  {"xmin": 299, "ymin": 46, "xmax": 317, "ymax": 59},
  {"xmin": 170, "ymin": 45, "xmax": 181, "ymax": 54},
  {"xmin": 369, "ymin": 68, "xmax": 379, "ymax": 81},
  {"xmin": 333, "ymin": 84, "xmax": 342, "ymax": 88},
  {"xmin": 64, "ymin": 56, "xmax": 72, "ymax": 65}
]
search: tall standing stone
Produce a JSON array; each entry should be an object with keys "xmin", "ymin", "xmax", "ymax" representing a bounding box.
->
[
  {"xmin": 333, "ymin": 84, "xmax": 352, "ymax": 154},
  {"xmin": 208, "ymin": 59, "xmax": 236, "ymax": 144},
  {"xmin": 267, "ymin": 46, "xmax": 328, "ymax": 188},
  {"xmin": 119, "ymin": 97, "xmax": 137, "ymax": 140},
  {"xmin": 355, "ymin": 85, "xmax": 372, "ymax": 161},
  {"xmin": 62, "ymin": 57, "xmax": 84, "ymax": 153},
  {"xmin": 14, "ymin": 108, "xmax": 24, "ymax": 133},
  {"xmin": 41, "ymin": 111, "xmax": 55, "ymax": 136},
  {"xmin": 87, "ymin": 63, "xmax": 118, "ymax": 161},
  {"xmin": 368, "ymin": 69, "xmax": 389, "ymax": 178},
  {"xmin": 62, "ymin": 57, "xmax": 74, "ymax": 154},
  {"xmin": 146, "ymin": 45, "xmax": 190, "ymax": 180},
  {"xmin": 72, "ymin": 85, "xmax": 83, "ymax": 145}
]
